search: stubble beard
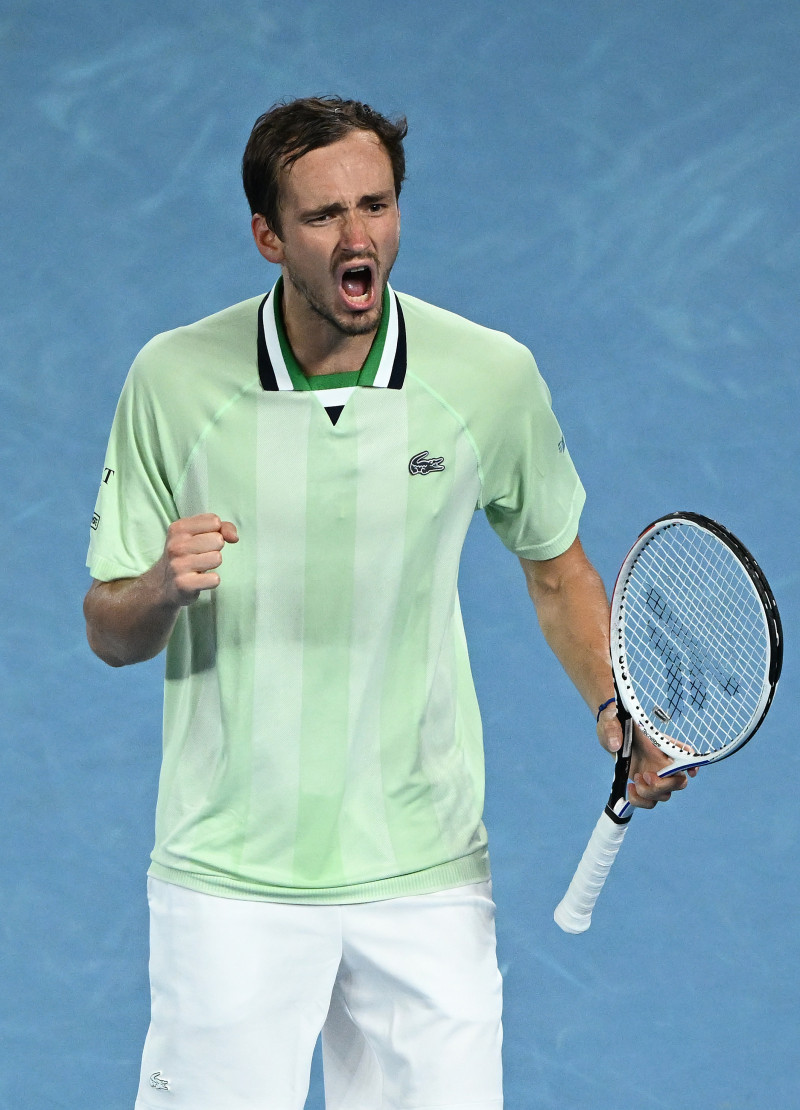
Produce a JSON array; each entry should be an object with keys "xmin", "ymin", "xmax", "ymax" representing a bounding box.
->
[{"xmin": 283, "ymin": 256, "xmax": 394, "ymax": 338}]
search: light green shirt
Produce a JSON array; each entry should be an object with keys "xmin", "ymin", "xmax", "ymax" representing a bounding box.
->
[{"xmin": 87, "ymin": 285, "xmax": 585, "ymax": 903}]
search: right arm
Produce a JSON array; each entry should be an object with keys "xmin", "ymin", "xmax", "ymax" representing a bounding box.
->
[
  {"xmin": 519, "ymin": 538, "xmax": 693, "ymax": 809},
  {"xmin": 83, "ymin": 513, "xmax": 238, "ymax": 667}
]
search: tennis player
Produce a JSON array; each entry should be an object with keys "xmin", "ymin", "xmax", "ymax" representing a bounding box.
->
[{"xmin": 84, "ymin": 96, "xmax": 690, "ymax": 1110}]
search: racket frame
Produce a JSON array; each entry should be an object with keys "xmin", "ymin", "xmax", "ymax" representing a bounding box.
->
[{"xmin": 610, "ymin": 512, "xmax": 783, "ymax": 777}]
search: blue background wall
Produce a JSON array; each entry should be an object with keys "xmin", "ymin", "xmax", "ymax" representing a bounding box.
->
[{"xmin": 2, "ymin": 2, "xmax": 798, "ymax": 1107}]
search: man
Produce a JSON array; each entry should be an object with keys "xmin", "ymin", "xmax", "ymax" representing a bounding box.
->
[{"xmin": 84, "ymin": 97, "xmax": 690, "ymax": 1110}]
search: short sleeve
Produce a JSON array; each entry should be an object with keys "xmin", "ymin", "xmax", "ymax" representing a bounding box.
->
[
  {"xmin": 86, "ymin": 354, "xmax": 177, "ymax": 581},
  {"xmin": 480, "ymin": 350, "xmax": 585, "ymax": 561}
]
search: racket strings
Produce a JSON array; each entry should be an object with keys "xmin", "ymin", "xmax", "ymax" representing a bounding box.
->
[{"xmin": 617, "ymin": 524, "xmax": 770, "ymax": 755}]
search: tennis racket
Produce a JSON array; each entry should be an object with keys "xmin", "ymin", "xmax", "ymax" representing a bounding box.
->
[{"xmin": 554, "ymin": 511, "xmax": 782, "ymax": 934}]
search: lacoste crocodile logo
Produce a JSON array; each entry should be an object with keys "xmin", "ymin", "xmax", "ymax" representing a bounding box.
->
[
  {"xmin": 408, "ymin": 450, "xmax": 446, "ymax": 475},
  {"xmin": 149, "ymin": 1071, "xmax": 170, "ymax": 1091}
]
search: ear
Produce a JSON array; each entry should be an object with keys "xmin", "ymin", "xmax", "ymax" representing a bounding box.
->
[{"xmin": 251, "ymin": 214, "xmax": 284, "ymax": 265}]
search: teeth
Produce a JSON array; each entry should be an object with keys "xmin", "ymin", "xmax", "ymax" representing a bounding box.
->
[{"xmin": 342, "ymin": 265, "xmax": 373, "ymax": 303}]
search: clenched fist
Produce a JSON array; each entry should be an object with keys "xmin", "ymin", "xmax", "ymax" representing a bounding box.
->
[{"xmin": 156, "ymin": 513, "xmax": 240, "ymax": 606}]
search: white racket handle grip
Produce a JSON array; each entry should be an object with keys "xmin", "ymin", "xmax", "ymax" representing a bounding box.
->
[{"xmin": 554, "ymin": 811, "xmax": 630, "ymax": 933}]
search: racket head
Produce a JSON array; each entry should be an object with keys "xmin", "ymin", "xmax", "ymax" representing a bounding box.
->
[{"xmin": 610, "ymin": 512, "xmax": 782, "ymax": 770}]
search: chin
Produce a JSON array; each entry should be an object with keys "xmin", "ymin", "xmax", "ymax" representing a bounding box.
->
[{"xmin": 336, "ymin": 306, "xmax": 382, "ymax": 336}]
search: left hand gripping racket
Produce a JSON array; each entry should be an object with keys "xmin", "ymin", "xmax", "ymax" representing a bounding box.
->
[{"xmin": 554, "ymin": 512, "xmax": 783, "ymax": 934}]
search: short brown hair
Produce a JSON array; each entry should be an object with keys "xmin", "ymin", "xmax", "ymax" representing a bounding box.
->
[{"xmin": 242, "ymin": 96, "xmax": 408, "ymax": 236}]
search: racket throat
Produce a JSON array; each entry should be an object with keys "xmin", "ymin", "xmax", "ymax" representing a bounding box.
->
[
  {"xmin": 605, "ymin": 799, "xmax": 633, "ymax": 824},
  {"xmin": 606, "ymin": 715, "xmax": 634, "ymax": 823}
]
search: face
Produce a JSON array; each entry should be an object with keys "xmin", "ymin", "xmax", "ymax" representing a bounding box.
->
[{"xmin": 252, "ymin": 130, "xmax": 401, "ymax": 338}]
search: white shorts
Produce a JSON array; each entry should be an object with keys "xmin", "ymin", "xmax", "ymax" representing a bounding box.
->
[{"xmin": 134, "ymin": 877, "xmax": 503, "ymax": 1110}]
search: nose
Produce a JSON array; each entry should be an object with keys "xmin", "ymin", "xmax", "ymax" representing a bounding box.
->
[{"xmin": 339, "ymin": 210, "xmax": 370, "ymax": 253}]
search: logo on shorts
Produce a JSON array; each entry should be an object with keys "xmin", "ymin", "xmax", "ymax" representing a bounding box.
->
[
  {"xmin": 149, "ymin": 1071, "xmax": 170, "ymax": 1091},
  {"xmin": 557, "ymin": 435, "xmax": 566, "ymax": 454},
  {"xmin": 409, "ymin": 450, "xmax": 446, "ymax": 475},
  {"xmin": 91, "ymin": 512, "xmax": 100, "ymax": 530}
]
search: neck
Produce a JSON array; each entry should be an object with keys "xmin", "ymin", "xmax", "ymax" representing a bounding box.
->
[{"xmin": 281, "ymin": 279, "xmax": 378, "ymax": 378}]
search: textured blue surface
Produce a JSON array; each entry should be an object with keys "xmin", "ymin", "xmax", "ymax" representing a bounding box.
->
[{"xmin": 2, "ymin": 2, "xmax": 798, "ymax": 1107}]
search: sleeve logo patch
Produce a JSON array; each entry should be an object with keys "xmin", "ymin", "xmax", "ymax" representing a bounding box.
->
[
  {"xmin": 408, "ymin": 450, "xmax": 446, "ymax": 475},
  {"xmin": 557, "ymin": 436, "xmax": 566, "ymax": 454},
  {"xmin": 91, "ymin": 513, "xmax": 100, "ymax": 530}
]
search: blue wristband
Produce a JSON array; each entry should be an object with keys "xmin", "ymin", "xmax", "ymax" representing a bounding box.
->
[{"xmin": 596, "ymin": 697, "xmax": 616, "ymax": 722}]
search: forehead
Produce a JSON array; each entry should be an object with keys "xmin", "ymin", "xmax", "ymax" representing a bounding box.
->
[{"xmin": 281, "ymin": 130, "xmax": 395, "ymax": 209}]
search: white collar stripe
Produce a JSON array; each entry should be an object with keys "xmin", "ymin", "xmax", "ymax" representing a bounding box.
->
[
  {"xmin": 261, "ymin": 286, "xmax": 293, "ymax": 392},
  {"xmin": 372, "ymin": 287, "xmax": 398, "ymax": 389}
]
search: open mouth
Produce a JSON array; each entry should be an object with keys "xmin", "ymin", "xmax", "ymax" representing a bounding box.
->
[{"xmin": 340, "ymin": 264, "xmax": 375, "ymax": 308}]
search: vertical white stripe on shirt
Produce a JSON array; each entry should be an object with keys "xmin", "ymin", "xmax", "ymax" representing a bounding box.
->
[
  {"xmin": 247, "ymin": 395, "xmax": 312, "ymax": 873},
  {"xmin": 338, "ymin": 388, "xmax": 411, "ymax": 877},
  {"xmin": 419, "ymin": 431, "xmax": 484, "ymax": 855}
]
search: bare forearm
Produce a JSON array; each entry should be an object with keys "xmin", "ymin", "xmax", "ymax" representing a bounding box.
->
[
  {"xmin": 519, "ymin": 538, "xmax": 614, "ymax": 713},
  {"xmin": 83, "ymin": 513, "xmax": 240, "ymax": 667},
  {"xmin": 84, "ymin": 566, "xmax": 180, "ymax": 667}
]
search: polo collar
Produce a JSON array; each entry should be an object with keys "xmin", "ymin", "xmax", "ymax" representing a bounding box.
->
[{"xmin": 257, "ymin": 277, "xmax": 407, "ymax": 396}]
